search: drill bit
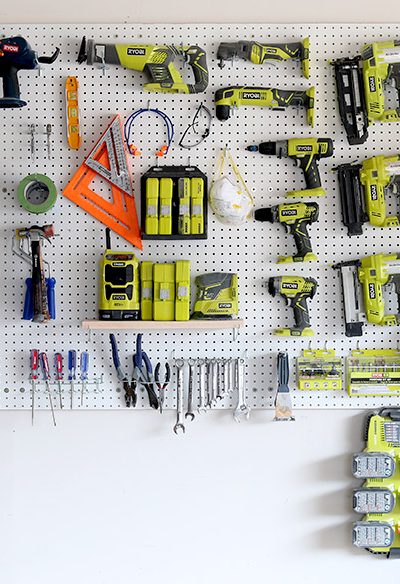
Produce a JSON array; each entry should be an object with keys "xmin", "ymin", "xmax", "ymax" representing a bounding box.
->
[
  {"xmin": 54, "ymin": 352, "xmax": 63, "ymax": 409},
  {"xmin": 30, "ymin": 348, "xmax": 39, "ymax": 425},
  {"xmin": 39, "ymin": 352, "xmax": 56, "ymax": 426}
]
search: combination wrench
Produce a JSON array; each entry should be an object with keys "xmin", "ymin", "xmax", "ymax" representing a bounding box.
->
[
  {"xmin": 197, "ymin": 359, "xmax": 208, "ymax": 414},
  {"xmin": 185, "ymin": 358, "xmax": 196, "ymax": 421},
  {"xmin": 233, "ymin": 357, "xmax": 250, "ymax": 422},
  {"xmin": 173, "ymin": 358, "xmax": 185, "ymax": 434}
]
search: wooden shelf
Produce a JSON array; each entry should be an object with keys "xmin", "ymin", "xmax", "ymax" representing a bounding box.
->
[{"xmin": 82, "ymin": 319, "xmax": 244, "ymax": 332}]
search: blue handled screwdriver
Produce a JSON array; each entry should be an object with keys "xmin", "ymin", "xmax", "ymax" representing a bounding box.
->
[
  {"xmin": 68, "ymin": 350, "xmax": 76, "ymax": 410},
  {"xmin": 80, "ymin": 351, "xmax": 89, "ymax": 406}
]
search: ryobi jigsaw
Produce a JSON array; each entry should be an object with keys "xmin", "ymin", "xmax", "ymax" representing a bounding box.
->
[
  {"xmin": 77, "ymin": 37, "xmax": 209, "ymax": 94},
  {"xmin": 214, "ymin": 86, "xmax": 315, "ymax": 125},
  {"xmin": 333, "ymin": 253, "xmax": 400, "ymax": 337},
  {"xmin": 335, "ymin": 154, "xmax": 400, "ymax": 235},
  {"xmin": 332, "ymin": 40, "xmax": 400, "ymax": 144},
  {"xmin": 217, "ymin": 37, "xmax": 310, "ymax": 78}
]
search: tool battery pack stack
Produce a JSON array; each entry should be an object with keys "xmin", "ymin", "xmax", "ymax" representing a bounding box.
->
[
  {"xmin": 141, "ymin": 166, "xmax": 208, "ymax": 239},
  {"xmin": 140, "ymin": 260, "xmax": 191, "ymax": 321}
]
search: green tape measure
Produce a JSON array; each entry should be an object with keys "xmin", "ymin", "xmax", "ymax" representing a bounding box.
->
[{"xmin": 17, "ymin": 173, "xmax": 57, "ymax": 214}]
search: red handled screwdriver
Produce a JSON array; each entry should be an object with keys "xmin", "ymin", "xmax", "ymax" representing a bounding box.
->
[{"xmin": 54, "ymin": 353, "xmax": 64, "ymax": 409}]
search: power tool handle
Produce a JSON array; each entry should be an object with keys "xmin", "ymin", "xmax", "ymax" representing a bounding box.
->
[
  {"xmin": 290, "ymin": 294, "xmax": 311, "ymax": 332},
  {"xmin": 3, "ymin": 66, "xmax": 21, "ymax": 100},
  {"xmin": 186, "ymin": 47, "xmax": 208, "ymax": 93},
  {"xmin": 289, "ymin": 221, "xmax": 313, "ymax": 257},
  {"xmin": 299, "ymin": 155, "xmax": 322, "ymax": 189}
]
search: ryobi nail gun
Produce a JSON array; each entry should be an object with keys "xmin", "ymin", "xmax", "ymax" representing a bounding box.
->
[
  {"xmin": 333, "ymin": 253, "xmax": 400, "ymax": 337},
  {"xmin": 214, "ymin": 86, "xmax": 315, "ymax": 126},
  {"xmin": 0, "ymin": 36, "xmax": 59, "ymax": 108},
  {"xmin": 77, "ymin": 37, "xmax": 209, "ymax": 94},
  {"xmin": 246, "ymin": 137, "xmax": 334, "ymax": 197},
  {"xmin": 335, "ymin": 154, "xmax": 400, "ymax": 236},
  {"xmin": 217, "ymin": 37, "xmax": 310, "ymax": 78},
  {"xmin": 255, "ymin": 202, "xmax": 319, "ymax": 263},
  {"xmin": 332, "ymin": 40, "xmax": 400, "ymax": 144},
  {"xmin": 268, "ymin": 276, "xmax": 318, "ymax": 336}
]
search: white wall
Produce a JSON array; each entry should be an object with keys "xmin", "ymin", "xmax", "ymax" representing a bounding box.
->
[{"xmin": 2, "ymin": 3, "xmax": 400, "ymax": 582}]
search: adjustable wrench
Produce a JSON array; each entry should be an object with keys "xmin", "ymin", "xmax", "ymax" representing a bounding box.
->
[
  {"xmin": 173, "ymin": 358, "xmax": 185, "ymax": 434},
  {"xmin": 233, "ymin": 357, "xmax": 250, "ymax": 422},
  {"xmin": 185, "ymin": 358, "xmax": 196, "ymax": 421},
  {"xmin": 197, "ymin": 359, "xmax": 208, "ymax": 414}
]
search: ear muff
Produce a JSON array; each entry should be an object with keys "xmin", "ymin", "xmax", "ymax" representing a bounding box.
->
[{"xmin": 124, "ymin": 108, "xmax": 174, "ymax": 158}]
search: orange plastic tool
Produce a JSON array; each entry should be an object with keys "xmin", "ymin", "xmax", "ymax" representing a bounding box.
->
[
  {"xmin": 65, "ymin": 76, "xmax": 82, "ymax": 150},
  {"xmin": 63, "ymin": 115, "xmax": 142, "ymax": 249}
]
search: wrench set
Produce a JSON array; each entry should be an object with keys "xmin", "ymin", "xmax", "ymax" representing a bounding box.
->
[{"xmin": 172, "ymin": 355, "xmax": 249, "ymax": 434}]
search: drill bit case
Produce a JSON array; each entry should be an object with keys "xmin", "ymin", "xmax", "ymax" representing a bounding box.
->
[
  {"xmin": 347, "ymin": 350, "xmax": 400, "ymax": 397},
  {"xmin": 140, "ymin": 166, "xmax": 208, "ymax": 240},
  {"xmin": 296, "ymin": 349, "xmax": 342, "ymax": 390}
]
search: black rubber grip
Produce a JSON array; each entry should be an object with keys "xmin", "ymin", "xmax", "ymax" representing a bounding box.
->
[
  {"xmin": 290, "ymin": 222, "xmax": 312, "ymax": 257},
  {"xmin": 186, "ymin": 47, "xmax": 209, "ymax": 93},
  {"xmin": 290, "ymin": 294, "xmax": 311, "ymax": 331},
  {"xmin": 216, "ymin": 104, "xmax": 231, "ymax": 121},
  {"xmin": 3, "ymin": 66, "xmax": 20, "ymax": 100},
  {"xmin": 299, "ymin": 156, "xmax": 322, "ymax": 189}
]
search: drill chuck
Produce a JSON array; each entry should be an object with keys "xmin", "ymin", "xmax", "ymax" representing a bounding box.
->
[
  {"xmin": 258, "ymin": 142, "xmax": 277, "ymax": 155},
  {"xmin": 268, "ymin": 277, "xmax": 278, "ymax": 297},
  {"xmin": 254, "ymin": 207, "xmax": 274, "ymax": 223}
]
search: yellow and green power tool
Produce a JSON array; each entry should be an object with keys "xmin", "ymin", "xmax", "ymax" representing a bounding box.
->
[
  {"xmin": 99, "ymin": 228, "xmax": 140, "ymax": 320},
  {"xmin": 246, "ymin": 137, "xmax": 334, "ymax": 197},
  {"xmin": 77, "ymin": 37, "xmax": 208, "ymax": 94},
  {"xmin": 332, "ymin": 40, "xmax": 400, "ymax": 144},
  {"xmin": 335, "ymin": 154, "xmax": 400, "ymax": 235},
  {"xmin": 333, "ymin": 253, "xmax": 400, "ymax": 337},
  {"xmin": 255, "ymin": 202, "xmax": 319, "ymax": 263},
  {"xmin": 214, "ymin": 86, "xmax": 315, "ymax": 126},
  {"xmin": 268, "ymin": 276, "xmax": 318, "ymax": 336},
  {"xmin": 192, "ymin": 273, "xmax": 238, "ymax": 319},
  {"xmin": 352, "ymin": 408, "xmax": 400, "ymax": 558},
  {"xmin": 217, "ymin": 37, "xmax": 310, "ymax": 78}
]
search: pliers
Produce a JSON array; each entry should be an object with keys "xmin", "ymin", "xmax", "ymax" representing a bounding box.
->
[
  {"xmin": 155, "ymin": 362, "xmax": 171, "ymax": 413},
  {"xmin": 133, "ymin": 334, "xmax": 159, "ymax": 409},
  {"xmin": 110, "ymin": 334, "xmax": 137, "ymax": 407}
]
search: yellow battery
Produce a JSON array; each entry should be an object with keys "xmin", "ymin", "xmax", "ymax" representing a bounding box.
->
[
  {"xmin": 159, "ymin": 178, "xmax": 173, "ymax": 235},
  {"xmin": 175, "ymin": 260, "xmax": 191, "ymax": 321},
  {"xmin": 153, "ymin": 263, "xmax": 175, "ymax": 321},
  {"xmin": 178, "ymin": 177, "xmax": 191, "ymax": 235},
  {"xmin": 145, "ymin": 178, "xmax": 159, "ymax": 235},
  {"xmin": 140, "ymin": 261, "xmax": 154, "ymax": 320},
  {"xmin": 190, "ymin": 178, "xmax": 204, "ymax": 234}
]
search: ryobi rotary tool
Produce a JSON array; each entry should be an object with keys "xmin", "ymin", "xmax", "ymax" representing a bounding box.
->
[
  {"xmin": 0, "ymin": 36, "xmax": 59, "ymax": 108},
  {"xmin": 192, "ymin": 273, "xmax": 238, "ymax": 319},
  {"xmin": 333, "ymin": 253, "xmax": 400, "ymax": 337},
  {"xmin": 332, "ymin": 40, "xmax": 400, "ymax": 144},
  {"xmin": 77, "ymin": 37, "xmax": 209, "ymax": 94},
  {"xmin": 217, "ymin": 37, "xmax": 310, "ymax": 78},
  {"xmin": 214, "ymin": 86, "xmax": 315, "ymax": 126},
  {"xmin": 335, "ymin": 154, "xmax": 400, "ymax": 236},
  {"xmin": 268, "ymin": 276, "xmax": 318, "ymax": 336},
  {"xmin": 255, "ymin": 202, "xmax": 319, "ymax": 263},
  {"xmin": 247, "ymin": 137, "xmax": 334, "ymax": 197}
]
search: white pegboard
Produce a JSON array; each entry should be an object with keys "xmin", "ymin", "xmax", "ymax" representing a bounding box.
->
[{"xmin": 1, "ymin": 23, "xmax": 400, "ymax": 411}]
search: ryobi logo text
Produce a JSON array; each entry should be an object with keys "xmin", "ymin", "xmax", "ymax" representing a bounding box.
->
[
  {"xmin": 218, "ymin": 303, "xmax": 232, "ymax": 308},
  {"xmin": 112, "ymin": 262, "xmax": 125, "ymax": 267},
  {"xmin": 242, "ymin": 92, "xmax": 261, "ymax": 99},
  {"xmin": 127, "ymin": 47, "xmax": 146, "ymax": 56},
  {"xmin": 369, "ymin": 76, "xmax": 376, "ymax": 92},
  {"xmin": 112, "ymin": 294, "xmax": 126, "ymax": 300},
  {"xmin": 281, "ymin": 209, "xmax": 297, "ymax": 216},
  {"xmin": 2, "ymin": 44, "xmax": 19, "ymax": 52},
  {"xmin": 370, "ymin": 184, "xmax": 378, "ymax": 200},
  {"xmin": 296, "ymin": 145, "xmax": 313, "ymax": 152},
  {"xmin": 368, "ymin": 283, "xmax": 376, "ymax": 299},
  {"xmin": 282, "ymin": 282, "xmax": 298, "ymax": 289}
]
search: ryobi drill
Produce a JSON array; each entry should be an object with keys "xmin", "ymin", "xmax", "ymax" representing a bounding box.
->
[
  {"xmin": 246, "ymin": 137, "xmax": 334, "ymax": 197},
  {"xmin": 215, "ymin": 86, "xmax": 315, "ymax": 126},
  {"xmin": 77, "ymin": 37, "xmax": 209, "ymax": 94},
  {"xmin": 217, "ymin": 38, "xmax": 310, "ymax": 78},
  {"xmin": 0, "ymin": 36, "xmax": 59, "ymax": 108},
  {"xmin": 268, "ymin": 276, "xmax": 318, "ymax": 336},
  {"xmin": 255, "ymin": 202, "xmax": 319, "ymax": 263}
]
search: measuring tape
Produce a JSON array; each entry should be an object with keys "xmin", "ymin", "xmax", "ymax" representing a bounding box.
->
[{"xmin": 17, "ymin": 173, "xmax": 57, "ymax": 214}]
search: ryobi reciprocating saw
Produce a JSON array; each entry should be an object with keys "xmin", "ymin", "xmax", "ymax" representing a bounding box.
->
[
  {"xmin": 332, "ymin": 40, "xmax": 400, "ymax": 144},
  {"xmin": 268, "ymin": 276, "xmax": 318, "ymax": 336},
  {"xmin": 333, "ymin": 253, "xmax": 400, "ymax": 337},
  {"xmin": 246, "ymin": 137, "xmax": 334, "ymax": 197},
  {"xmin": 214, "ymin": 86, "xmax": 315, "ymax": 126},
  {"xmin": 77, "ymin": 37, "xmax": 209, "ymax": 94},
  {"xmin": 217, "ymin": 37, "xmax": 310, "ymax": 78},
  {"xmin": 335, "ymin": 154, "xmax": 400, "ymax": 236}
]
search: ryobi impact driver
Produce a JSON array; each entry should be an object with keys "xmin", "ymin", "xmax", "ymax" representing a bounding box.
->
[
  {"xmin": 255, "ymin": 202, "xmax": 319, "ymax": 263},
  {"xmin": 214, "ymin": 86, "xmax": 315, "ymax": 126},
  {"xmin": 77, "ymin": 37, "xmax": 209, "ymax": 94},
  {"xmin": 0, "ymin": 36, "xmax": 59, "ymax": 108},
  {"xmin": 268, "ymin": 276, "xmax": 318, "ymax": 336},
  {"xmin": 217, "ymin": 37, "xmax": 310, "ymax": 78},
  {"xmin": 246, "ymin": 137, "xmax": 334, "ymax": 197}
]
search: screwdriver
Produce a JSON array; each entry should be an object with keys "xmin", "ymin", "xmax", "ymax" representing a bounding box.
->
[
  {"xmin": 80, "ymin": 351, "xmax": 89, "ymax": 407},
  {"xmin": 30, "ymin": 349, "xmax": 39, "ymax": 426},
  {"xmin": 39, "ymin": 352, "xmax": 56, "ymax": 426},
  {"xmin": 68, "ymin": 349, "xmax": 76, "ymax": 410},
  {"xmin": 54, "ymin": 353, "xmax": 64, "ymax": 409}
]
